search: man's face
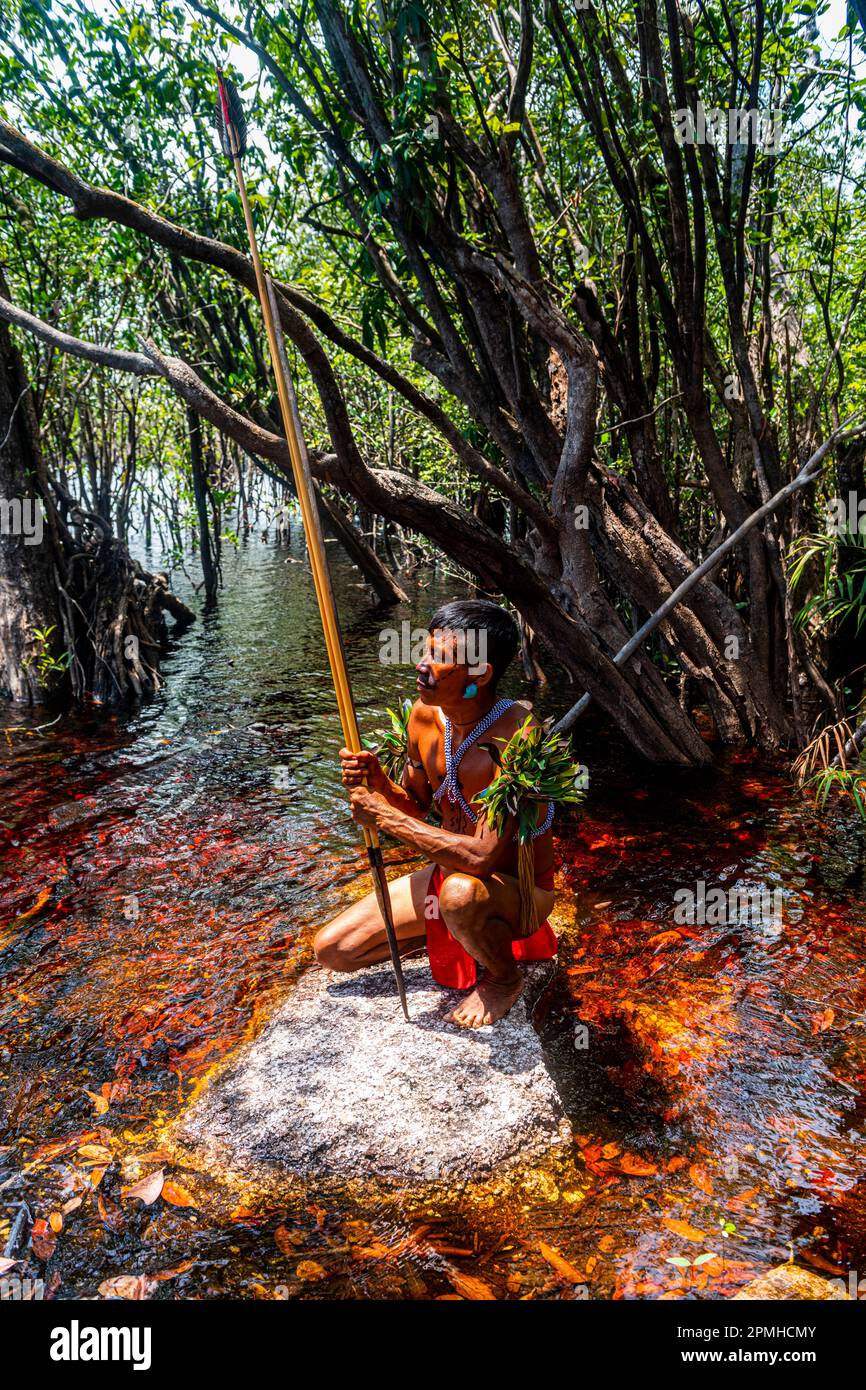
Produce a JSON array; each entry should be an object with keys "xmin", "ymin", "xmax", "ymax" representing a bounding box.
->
[{"xmin": 415, "ymin": 628, "xmax": 482, "ymax": 705}]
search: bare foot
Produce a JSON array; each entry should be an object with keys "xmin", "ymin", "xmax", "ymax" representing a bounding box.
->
[{"xmin": 447, "ymin": 971, "xmax": 524, "ymax": 1028}]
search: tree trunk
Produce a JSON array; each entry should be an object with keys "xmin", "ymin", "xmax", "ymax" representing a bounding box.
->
[
  {"xmin": 187, "ymin": 406, "xmax": 218, "ymax": 608},
  {"xmin": 0, "ymin": 305, "xmax": 66, "ymax": 704},
  {"xmin": 316, "ymin": 487, "xmax": 409, "ymax": 605},
  {"xmin": 1, "ymin": 307, "xmax": 194, "ymax": 709}
]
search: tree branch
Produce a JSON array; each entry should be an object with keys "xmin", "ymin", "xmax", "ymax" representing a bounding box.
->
[
  {"xmin": 0, "ymin": 293, "xmax": 155, "ymax": 376},
  {"xmin": 553, "ymin": 415, "xmax": 866, "ymax": 734}
]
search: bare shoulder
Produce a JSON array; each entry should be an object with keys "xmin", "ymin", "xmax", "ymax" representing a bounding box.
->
[
  {"xmin": 494, "ymin": 698, "xmax": 538, "ymax": 740},
  {"xmin": 407, "ymin": 699, "xmax": 438, "ymax": 735},
  {"xmin": 407, "ymin": 699, "xmax": 439, "ymax": 751}
]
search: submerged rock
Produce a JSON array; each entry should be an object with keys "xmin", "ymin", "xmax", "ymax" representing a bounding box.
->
[
  {"xmin": 732, "ymin": 1264, "xmax": 851, "ymax": 1300},
  {"xmin": 178, "ymin": 959, "xmax": 567, "ymax": 1183}
]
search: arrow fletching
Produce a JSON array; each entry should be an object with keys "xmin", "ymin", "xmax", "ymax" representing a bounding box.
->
[{"xmin": 214, "ymin": 68, "xmax": 247, "ymax": 158}]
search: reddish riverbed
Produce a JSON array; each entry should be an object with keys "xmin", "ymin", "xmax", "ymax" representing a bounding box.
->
[{"xmin": 2, "ymin": 542, "xmax": 865, "ymax": 1299}]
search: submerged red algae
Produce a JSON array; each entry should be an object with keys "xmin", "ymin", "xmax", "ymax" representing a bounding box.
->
[{"xmin": 2, "ymin": 712, "xmax": 866, "ymax": 1300}]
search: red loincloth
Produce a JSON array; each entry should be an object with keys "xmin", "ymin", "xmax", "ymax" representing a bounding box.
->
[{"xmin": 424, "ymin": 864, "xmax": 558, "ymax": 990}]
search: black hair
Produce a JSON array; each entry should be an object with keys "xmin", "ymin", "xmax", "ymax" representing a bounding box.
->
[{"xmin": 427, "ymin": 599, "xmax": 519, "ymax": 689}]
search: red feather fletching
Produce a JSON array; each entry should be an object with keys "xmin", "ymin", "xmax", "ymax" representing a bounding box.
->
[{"xmin": 214, "ymin": 69, "xmax": 248, "ymax": 159}]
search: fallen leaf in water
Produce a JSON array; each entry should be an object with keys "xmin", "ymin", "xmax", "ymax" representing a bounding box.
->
[
  {"xmin": 78, "ymin": 1143, "xmax": 112, "ymax": 1164},
  {"xmin": 275, "ymin": 1225, "xmax": 304, "ymax": 1256},
  {"xmin": 62, "ymin": 1197, "xmax": 83, "ymax": 1216},
  {"xmin": 16, "ymin": 885, "xmax": 53, "ymax": 921},
  {"xmin": 151, "ymin": 1259, "xmax": 197, "ymax": 1281},
  {"xmin": 353, "ymin": 1226, "xmax": 429, "ymax": 1262},
  {"xmin": 296, "ymin": 1260, "xmax": 327, "ymax": 1282},
  {"xmin": 30, "ymin": 1219, "xmax": 57, "ymax": 1260},
  {"xmin": 48, "ymin": 1212, "xmax": 63, "ymax": 1234},
  {"xmin": 85, "ymin": 1090, "xmax": 110, "ymax": 1115},
  {"xmin": 726, "ymin": 1186, "xmax": 760, "ymax": 1209},
  {"xmin": 98, "ymin": 1194, "xmax": 124, "ymax": 1233},
  {"xmin": 648, "ymin": 930, "xmax": 682, "ymax": 950},
  {"xmin": 689, "ymin": 1165, "xmax": 714, "ymax": 1196},
  {"xmin": 540, "ymin": 1241, "xmax": 584, "ymax": 1283},
  {"xmin": 90, "ymin": 1166, "xmax": 108, "ymax": 1188},
  {"xmin": 31, "ymin": 1131, "xmax": 98, "ymax": 1165},
  {"xmin": 810, "ymin": 1008, "xmax": 835, "ymax": 1034},
  {"xmin": 341, "ymin": 1220, "xmax": 372, "ymax": 1244},
  {"xmin": 354, "ymin": 1241, "xmax": 396, "ymax": 1260},
  {"xmin": 663, "ymin": 1218, "xmax": 707, "ymax": 1242},
  {"xmin": 0, "ymin": 1257, "xmax": 19, "ymax": 1275},
  {"xmin": 122, "ymin": 1169, "xmax": 164, "ymax": 1206},
  {"xmin": 99, "ymin": 1274, "xmax": 155, "ymax": 1300},
  {"xmin": 813, "ymin": 1166, "xmax": 839, "ymax": 1189},
  {"xmin": 445, "ymin": 1268, "xmax": 495, "ymax": 1300},
  {"xmin": 161, "ymin": 1180, "xmax": 196, "ymax": 1208},
  {"xmin": 598, "ymin": 1235, "xmax": 615, "ymax": 1253},
  {"xmin": 617, "ymin": 1154, "xmax": 658, "ymax": 1176},
  {"xmin": 667, "ymin": 1156, "xmax": 688, "ymax": 1173}
]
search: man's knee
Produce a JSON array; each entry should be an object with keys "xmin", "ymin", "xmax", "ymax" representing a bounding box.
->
[
  {"xmin": 437, "ymin": 873, "xmax": 488, "ymax": 934},
  {"xmin": 313, "ymin": 922, "xmax": 360, "ymax": 972}
]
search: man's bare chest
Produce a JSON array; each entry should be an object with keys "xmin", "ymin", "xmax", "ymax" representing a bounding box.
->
[{"xmin": 420, "ymin": 715, "xmax": 512, "ymax": 807}]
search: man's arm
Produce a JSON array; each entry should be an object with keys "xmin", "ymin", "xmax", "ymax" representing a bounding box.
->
[
  {"xmin": 349, "ymin": 788, "xmax": 515, "ymax": 878},
  {"xmin": 339, "ymin": 704, "xmax": 432, "ymax": 820}
]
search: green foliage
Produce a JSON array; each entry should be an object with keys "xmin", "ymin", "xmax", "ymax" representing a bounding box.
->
[
  {"xmin": 793, "ymin": 714, "xmax": 866, "ymax": 821},
  {"xmin": 474, "ymin": 717, "xmax": 586, "ymax": 843},
  {"xmin": 789, "ymin": 528, "xmax": 866, "ymax": 634},
  {"xmin": 3, "ymin": 0, "xmax": 866, "ymax": 685},
  {"xmin": 22, "ymin": 626, "xmax": 72, "ymax": 689},
  {"xmin": 805, "ymin": 764, "xmax": 866, "ymax": 820},
  {"xmin": 367, "ymin": 697, "xmax": 414, "ymax": 780}
]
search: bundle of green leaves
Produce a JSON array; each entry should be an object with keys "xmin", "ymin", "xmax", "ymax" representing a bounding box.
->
[
  {"xmin": 367, "ymin": 697, "xmax": 414, "ymax": 781},
  {"xmin": 474, "ymin": 717, "xmax": 586, "ymax": 841}
]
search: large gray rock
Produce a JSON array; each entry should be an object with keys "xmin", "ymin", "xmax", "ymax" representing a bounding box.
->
[{"xmin": 177, "ymin": 959, "xmax": 567, "ymax": 1183}]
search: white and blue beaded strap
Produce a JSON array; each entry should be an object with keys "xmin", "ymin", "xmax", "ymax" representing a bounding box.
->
[
  {"xmin": 531, "ymin": 799, "xmax": 555, "ymax": 838},
  {"xmin": 433, "ymin": 697, "xmax": 554, "ymax": 836}
]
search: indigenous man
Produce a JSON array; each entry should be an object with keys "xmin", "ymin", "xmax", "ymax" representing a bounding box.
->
[{"xmin": 313, "ymin": 600, "xmax": 558, "ymax": 1027}]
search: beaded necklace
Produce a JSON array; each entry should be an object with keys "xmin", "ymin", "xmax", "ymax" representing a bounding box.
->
[{"xmin": 432, "ymin": 697, "xmax": 554, "ymax": 837}]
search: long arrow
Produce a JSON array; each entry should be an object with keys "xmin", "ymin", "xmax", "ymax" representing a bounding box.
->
[{"xmin": 214, "ymin": 68, "xmax": 409, "ymax": 1020}]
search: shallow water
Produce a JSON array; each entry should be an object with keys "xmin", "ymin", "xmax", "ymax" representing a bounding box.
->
[{"xmin": 2, "ymin": 534, "xmax": 865, "ymax": 1300}]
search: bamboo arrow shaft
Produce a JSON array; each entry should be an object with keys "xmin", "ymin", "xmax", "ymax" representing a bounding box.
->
[
  {"xmin": 234, "ymin": 155, "xmax": 357, "ymax": 755},
  {"xmin": 228, "ymin": 151, "xmax": 409, "ymax": 1020}
]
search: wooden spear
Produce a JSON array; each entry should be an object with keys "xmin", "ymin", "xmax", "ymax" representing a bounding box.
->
[{"xmin": 214, "ymin": 69, "xmax": 409, "ymax": 1019}]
